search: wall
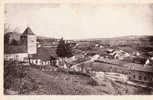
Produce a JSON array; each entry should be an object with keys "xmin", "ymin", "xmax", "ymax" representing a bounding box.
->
[
  {"xmin": 20, "ymin": 35, "xmax": 37, "ymax": 54},
  {"xmin": 4, "ymin": 53, "xmax": 28, "ymax": 61},
  {"xmin": 128, "ymin": 71, "xmax": 153, "ymax": 83},
  {"xmin": 30, "ymin": 59, "xmax": 50, "ymax": 66},
  {"xmin": 27, "ymin": 35, "xmax": 37, "ymax": 54}
]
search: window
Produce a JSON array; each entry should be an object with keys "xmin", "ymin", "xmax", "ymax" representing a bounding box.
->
[
  {"xmin": 133, "ymin": 75, "xmax": 135, "ymax": 79},
  {"xmin": 139, "ymin": 76, "xmax": 142, "ymax": 80},
  {"xmin": 128, "ymin": 71, "xmax": 131, "ymax": 75},
  {"xmin": 144, "ymin": 77, "xmax": 147, "ymax": 81},
  {"xmin": 35, "ymin": 60, "xmax": 38, "ymax": 64}
]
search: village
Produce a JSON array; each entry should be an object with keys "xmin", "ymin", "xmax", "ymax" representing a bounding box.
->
[{"xmin": 4, "ymin": 27, "xmax": 153, "ymax": 95}]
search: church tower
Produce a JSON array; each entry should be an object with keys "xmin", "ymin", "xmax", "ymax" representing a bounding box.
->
[{"xmin": 20, "ymin": 27, "xmax": 37, "ymax": 54}]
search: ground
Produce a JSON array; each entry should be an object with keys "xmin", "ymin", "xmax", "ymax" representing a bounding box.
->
[{"xmin": 4, "ymin": 66, "xmax": 152, "ymax": 95}]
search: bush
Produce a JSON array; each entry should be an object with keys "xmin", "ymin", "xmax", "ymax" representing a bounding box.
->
[
  {"xmin": 4, "ymin": 61, "xmax": 28, "ymax": 91},
  {"xmin": 87, "ymin": 78, "xmax": 98, "ymax": 86}
]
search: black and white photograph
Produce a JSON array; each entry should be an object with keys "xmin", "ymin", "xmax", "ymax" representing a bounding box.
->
[{"xmin": 4, "ymin": 3, "xmax": 153, "ymax": 95}]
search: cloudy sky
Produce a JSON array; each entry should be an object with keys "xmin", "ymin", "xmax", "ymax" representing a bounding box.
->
[{"xmin": 5, "ymin": 3, "xmax": 153, "ymax": 39}]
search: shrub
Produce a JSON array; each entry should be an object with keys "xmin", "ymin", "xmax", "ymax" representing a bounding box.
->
[{"xmin": 4, "ymin": 61, "xmax": 28, "ymax": 92}]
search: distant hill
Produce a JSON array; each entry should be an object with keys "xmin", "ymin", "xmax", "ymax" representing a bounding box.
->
[
  {"xmin": 77, "ymin": 35, "xmax": 153, "ymax": 56},
  {"xmin": 78, "ymin": 35, "xmax": 153, "ymax": 42},
  {"xmin": 78, "ymin": 35, "xmax": 153, "ymax": 47},
  {"xmin": 37, "ymin": 36, "xmax": 57, "ymax": 40},
  {"xmin": 37, "ymin": 36, "xmax": 59, "ymax": 46}
]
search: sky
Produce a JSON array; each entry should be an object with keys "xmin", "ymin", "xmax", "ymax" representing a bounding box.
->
[{"xmin": 5, "ymin": 3, "xmax": 153, "ymax": 39}]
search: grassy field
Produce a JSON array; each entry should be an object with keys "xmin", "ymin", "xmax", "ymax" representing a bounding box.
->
[
  {"xmin": 4, "ymin": 64, "xmax": 152, "ymax": 95},
  {"xmin": 20, "ymin": 67, "xmax": 113, "ymax": 95}
]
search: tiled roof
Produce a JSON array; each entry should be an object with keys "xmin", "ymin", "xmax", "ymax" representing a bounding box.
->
[
  {"xmin": 97, "ymin": 58, "xmax": 128, "ymax": 66},
  {"xmin": 97, "ymin": 58, "xmax": 153, "ymax": 73},
  {"xmin": 4, "ymin": 45, "xmax": 27, "ymax": 54},
  {"xmin": 124, "ymin": 63, "xmax": 153, "ymax": 73},
  {"xmin": 22, "ymin": 27, "xmax": 35, "ymax": 35}
]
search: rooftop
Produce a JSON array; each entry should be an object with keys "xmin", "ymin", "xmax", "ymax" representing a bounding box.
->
[
  {"xmin": 124, "ymin": 63, "xmax": 153, "ymax": 73},
  {"xmin": 22, "ymin": 27, "xmax": 35, "ymax": 35},
  {"xmin": 96, "ymin": 58, "xmax": 153, "ymax": 73}
]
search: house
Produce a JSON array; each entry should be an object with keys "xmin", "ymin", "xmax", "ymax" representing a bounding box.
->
[
  {"xmin": 4, "ymin": 27, "xmax": 59, "ymax": 67},
  {"xmin": 110, "ymin": 50, "xmax": 130, "ymax": 60},
  {"xmin": 145, "ymin": 58, "xmax": 153, "ymax": 66},
  {"xmin": 4, "ymin": 27, "xmax": 37, "ymax": 62},
  {"xmin": 95, "ymin": 44, "xmax": 103, "ymax": 48},
  {"xmin": 125, "ymin": 63, "xmax": 153, "ymax": 84},
  {"xmin": 90, "ymin": 54, "xmax": 100, "ymax": 61},
  {"xmin": 4, "ymin": 45, "xmax": 28, "ymax": 62},
  {"xmin": 106, "ymin": 48, "xmax": 114, "ymax": 53},
  {"xmin": 95, "ymin": 58, "xmax": 153, "ymax": 84}
]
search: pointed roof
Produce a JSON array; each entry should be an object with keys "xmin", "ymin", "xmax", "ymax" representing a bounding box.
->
[{"xmin": 22, "ymin": 27, "xmax": 35, "ymax": 35}]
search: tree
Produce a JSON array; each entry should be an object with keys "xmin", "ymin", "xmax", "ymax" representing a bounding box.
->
[
  {"xmin": 4, "ymin": 23, "xmax": 10, "ymax": 34},
  {"xmin": 65, "ymin": 43, "xmax": 73, "ymax": 57},
  {"xmin": 56, "ymin": 38, "xmax": 73, "ymax": 58},
  {"xmin": 4, "ymin": 34, "xmax": 10, "ymax": 45},
  {"xmin": 11, "ymin": 39, "xmax": 18, "ymax": 45}
]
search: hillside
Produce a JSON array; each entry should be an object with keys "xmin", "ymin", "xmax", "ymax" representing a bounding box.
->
[
  {"xmin": 4, "ymin": 63, "xmax": 152, "ymax": 95},
  {"xmin": 80, "ymin": 35, "xmax": 153, "ymax": 46}
]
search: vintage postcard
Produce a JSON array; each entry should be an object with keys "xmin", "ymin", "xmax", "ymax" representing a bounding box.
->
[{"xmin": 1, "ymin": 0, "xmax": 153, "ymax": 100}]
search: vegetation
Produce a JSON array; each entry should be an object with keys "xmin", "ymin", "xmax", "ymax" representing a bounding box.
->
[
  {"xmin": 11, "ymin": 39, "xmax": 18, "ymax": 45},
  {"xmin": 4, "ymin": 29, "xmax": 153, "ymax": 95},
  {"xmin": 4, "ymin": 61, "xmax": 38, "ymax": 94},
  {"xmin": 4, "ymin": 34, "xmax": 10, "ymax": 45},
  {"xmin": 56, "ymin": 38, "xmax": 73, "ymax": 58}
]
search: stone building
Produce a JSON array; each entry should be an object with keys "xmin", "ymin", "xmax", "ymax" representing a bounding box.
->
[
  {"xmin": 20, "ymin": 27, "xmax": 37, "ymax": 54},
  {"xmin": 4, "ymin": 27, "xmax": 37, "ymax": 62}
]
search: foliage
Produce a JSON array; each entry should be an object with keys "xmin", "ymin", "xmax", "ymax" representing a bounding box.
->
[
  {"xmin": 11, "ymin": 39, "xmax": 18, "ymax": 45},
  {"xmin": 56, "ymin": 38, "xmax": 73, "ymax": 58},
  {"xmin": 4, "ymin": 33, "xmax": 19, "ymax": 45},
  {"xmin": 4, "ymin": 34, "xmax": 10, "ymax": 44},
  {"xmin": 4, "ymin": 61, "xmax": 28, "ymax": 90}
]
